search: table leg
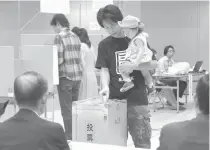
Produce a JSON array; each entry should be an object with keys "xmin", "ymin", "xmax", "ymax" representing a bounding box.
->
[
  {"xmin": 177, "ymin": 80, "xmax": 180, "ymax": 113},
  {"xmin": 44, "ymin": 103, "xmax": 47, "ymax": 118},
  {"xmin": 185, "ymin": 77, "xmax": 188, "ymax": 104},
  {"xmin": 189, "ymin": 74, "xmax": 193, "ymax": 101},
  {"xmin": 153, "ymin": 93, "xmax": 156, "ymax": 112},
  {"xmin": 52, "ymin": 93, "xmax": 55, "ymax": 122}
]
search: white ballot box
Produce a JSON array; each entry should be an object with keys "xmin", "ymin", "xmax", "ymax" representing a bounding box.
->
[{"xmin": 72, "ymin": 98, "xmax": 127, "ymax": 146}]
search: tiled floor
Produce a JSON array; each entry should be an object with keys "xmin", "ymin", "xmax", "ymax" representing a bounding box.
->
[{"xmin": 0, "ymin": 95, "xmax": 196, "ymax": 149}]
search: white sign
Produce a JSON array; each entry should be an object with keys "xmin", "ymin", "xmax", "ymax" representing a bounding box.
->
[
  {"xmin": 40, "ymin": 0, "xmax": 70, "ymax": 14},
  {"xmin": 89, "ymin": 22, "xmax": 101, "ymax": 31}
]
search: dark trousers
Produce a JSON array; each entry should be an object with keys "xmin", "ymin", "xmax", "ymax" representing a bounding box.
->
[
  {"xmin": 160, "ymin": 80, "xmax": 187, "ymax": 99},
  {"xmin": 57, "ymin": 77, "xmax": 81, "ymax": 140},
  {"xmin": 127, "ymin": 105, "xmax": 151, "ymax": 149}
]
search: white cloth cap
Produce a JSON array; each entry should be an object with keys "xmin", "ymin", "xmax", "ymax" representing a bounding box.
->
[{"xmin": 118, "ymin": 15, "xmax": 143, "ymax": 28}]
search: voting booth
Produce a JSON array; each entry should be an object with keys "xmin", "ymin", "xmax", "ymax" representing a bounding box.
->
[
  {"xmin": 72, "ymin": 98, "xmax": 127, "ymax": 146},
  {"xmin": 0, "ymin": 46, "xmax": 15, "ymax": 98},
  {"xmin": 19, "ymin": 45, "xmax": 59, "ymax": 120},
  {"xmin": 21, "ymin": 45, "xmax": 59, "ymax": 90},
  {"xmin": 21, "ymin": 34, "xmax": 55, "ymax": 46}
]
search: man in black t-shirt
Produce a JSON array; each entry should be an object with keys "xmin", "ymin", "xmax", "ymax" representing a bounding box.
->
[{"xmin": 95, "ymin": 5, "xmax": 158, "ymax": 149}]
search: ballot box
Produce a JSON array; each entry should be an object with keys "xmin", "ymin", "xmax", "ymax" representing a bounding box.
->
[{"xmin": 72, "ymin": 98, "xmax": 127, "ymax": 146}]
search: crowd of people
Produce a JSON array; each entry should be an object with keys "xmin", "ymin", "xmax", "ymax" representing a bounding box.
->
[{"xmin": 0, "ymin": 4, "xmax": 208, "ymax": 150}]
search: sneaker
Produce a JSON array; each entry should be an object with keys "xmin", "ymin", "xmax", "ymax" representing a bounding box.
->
[
  {"xmin": 170, "ymin": 106, "xmax": 186, "ymax": 111},
  {"xmin": 167, "ymin": 101, "xmax": 184, "ymax": 106},
  {"xmin": 179, "ymin": 102, "xmax": 185, "ymax": 106},
  {"xmin": 120, "ymin": 81, "xmax": 134, "ymax": 92}
]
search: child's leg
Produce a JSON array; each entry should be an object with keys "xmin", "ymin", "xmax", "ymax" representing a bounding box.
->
[
  {"xmin": 121, "ymin": 72, "xmax": 132, "ymax": 82},
  {"xmin": 119, "ymin": 60, "xmax": 135, "ymax": 92},
  {"xmin": 141, "ymin": 70, "xmax": 153, "ymax": 87},
  {"xmin": 141, "ymin": 70, "xmax": 155, "ymax": 94},
  {"xmin": 120, "ymin": 72, "xmax": 135, "ymax": 92}
]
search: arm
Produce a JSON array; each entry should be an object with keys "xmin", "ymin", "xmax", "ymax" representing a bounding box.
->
[
  {"xmin": 100, "ymin": 68, "xmax": 110, "ymax": 89},
  {"xmin": 54, "ymin": 123, "xmax": 70, "ymax": 150},
  {"xmin": 80, "ymin": 43, "xmax": 86, "ymax": 69},
  {"xmin": 133, "ymin": 38, "xmax": 150, "ymax": 63},
  {"xmin": 133, "ymin": 38, "xmax": 155, "ymax": 70},
  {"xmin": 158, "ymin": 59, "xmax": 169, "ymax": 74},
  {"xmin": 135, "ymin": 60, "xmax": 158, "ymax": 70},
  {"xmin": 95, "ymin": 41, "xmax": 110, "ymax": 98},
  {"xmin": 54, "ymin": 35, "xmax": 64, "ymax": 65}
]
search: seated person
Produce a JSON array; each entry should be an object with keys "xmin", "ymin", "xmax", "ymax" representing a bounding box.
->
[
  {"xmin": 157, "ymin": 74, "xmax": 209, "ymax": 150},
  {"xmin": 157, "ymin": 45, "xmax": 187, "ymax": 106},
  {"xmin": 0, "ymin": 71, "xmax": 70, "ymax": 150}
]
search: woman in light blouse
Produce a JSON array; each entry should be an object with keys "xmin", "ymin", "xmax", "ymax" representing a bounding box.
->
[{"xmin": 157, "ymin": 45, "xmax": 187, "ymax": 106}]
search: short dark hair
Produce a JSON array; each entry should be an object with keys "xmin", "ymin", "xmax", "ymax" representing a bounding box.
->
[
  {"xmin": 50, "ymin": 14, "xmax": 70, "ymax": 28},
  {"xmin": 72, "ymin": 27, "xmax": 91, "ymax": 48},
  {"xmin": 196, "ymin": 74, "xmax": 209, "ymax": 115},
  {"xmin": 97, "ymin": 4, "xmax": 123, "ymax": 28},
  {"xmin": 147, "ymin": 42, "xmax": 157, "ymax": 60},
  {"xmin": 14, "ymin": 71, "xmax": 48, "ymax": 107},
  {"xmin": 164, "ymin": 45, "xmax": 174, "ymax": 55}
]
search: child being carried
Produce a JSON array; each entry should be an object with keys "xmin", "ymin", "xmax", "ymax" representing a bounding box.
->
[{"xmin": 118, "ymin": 15, "xmax": 155, "ymax": 93}]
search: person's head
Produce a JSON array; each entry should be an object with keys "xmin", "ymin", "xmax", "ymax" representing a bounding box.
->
[
  {"xmin": 97, "ymin": 4, "xmax": 123, "ymax": 37},
  {"xmin": 195, "ymin": 74, "xmax": 209, "ymax": 115},
  {"xmin": 118, "ymin": 15, "xmax": 145, "ymax": 39},
  {"xmin": 72, "ymin": 27, "xmax": 91, "ymax": 48},
  {"xmin": 164, "ymin": 45, "xmax": 175, "ymax": 59},
  {"xmin": 50, "ymin": 14, "xmax": 70, "ymax": 33},
  {"xmin": 14, "ymin": 71, "xmax": 48, "ymax": 114},
  {"xmin": 71, "ymin": 27, "xmax": 81, "ymax": 36}
]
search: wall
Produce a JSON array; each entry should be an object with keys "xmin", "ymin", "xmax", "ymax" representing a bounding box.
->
[
  {"xmin": 0, "ymin": 1, "xmax": 209, "ymax": 69},
  {"xmin": 0, "ymin": 1, "xmax": 108, "ymax": 58}
]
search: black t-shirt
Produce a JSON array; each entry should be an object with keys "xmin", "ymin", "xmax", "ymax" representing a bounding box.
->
[{"xmin": 96, "ymin": 36, "xmax": 148, "ymax": 105}]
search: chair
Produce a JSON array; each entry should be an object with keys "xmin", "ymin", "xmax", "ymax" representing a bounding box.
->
[{"xmin": 148, "ymin": 81, "xmax": 165, "ymax": 112}]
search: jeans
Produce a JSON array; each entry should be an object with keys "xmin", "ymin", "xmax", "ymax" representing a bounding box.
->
[
  {"xmin": 127, "ymin": 105, "xmax": 151, "ymax": 149},
  {"xmin": 57, "ymin": 77, "xmax": 81, "ymax": 140}
]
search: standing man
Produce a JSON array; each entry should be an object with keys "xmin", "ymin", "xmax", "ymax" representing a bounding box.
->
[
  {"xmin": 96, "ymin": 5, "xmax": 157, "ymax": 149},
  {"xmin": 50, "ymin": 14, "xmax": 83, "ymax": 140}
]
